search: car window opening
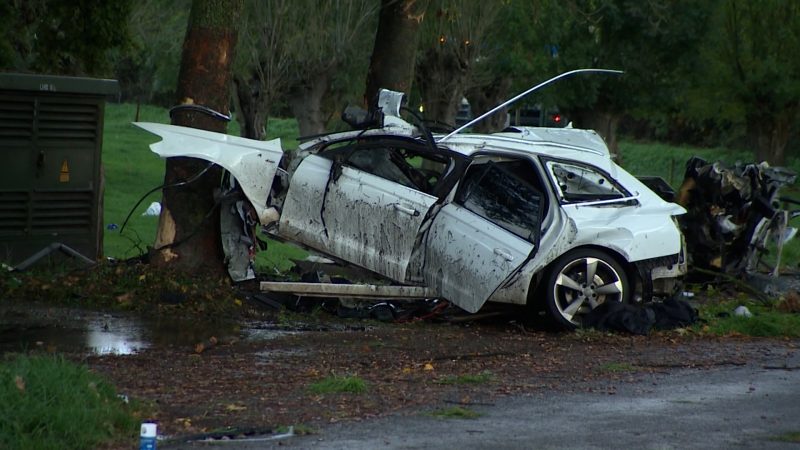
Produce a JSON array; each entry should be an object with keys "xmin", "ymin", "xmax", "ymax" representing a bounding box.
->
[{"xmin": 458, "ymin": 159, "xmax": 544, "ymax": 242}]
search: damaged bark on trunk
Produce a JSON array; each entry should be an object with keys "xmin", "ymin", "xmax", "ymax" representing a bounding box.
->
[
  {"xmin": 364, "ymin": 0, "xmax": 427, "ymax": 104},
  {"xmin": 153, "ymin": 0, "xmax": 242, "ymax": 275}
]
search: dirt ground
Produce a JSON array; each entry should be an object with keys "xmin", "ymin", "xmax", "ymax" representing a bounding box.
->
[{"xmin": 83, "ymin": 312, "xmax": 797, "ymax": 442}]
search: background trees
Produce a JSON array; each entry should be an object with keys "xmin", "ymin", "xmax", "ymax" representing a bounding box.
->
[
  {"xmin": 3, "ymin": 0, "xmax": 795, "ymax": 163},
  {"xmin": 2, "ymin": 0, "xmax": 798, "ymax": 273},
  {"xmin": 688, "ymin": 0, "xmax": 800, "ymax": 165}
]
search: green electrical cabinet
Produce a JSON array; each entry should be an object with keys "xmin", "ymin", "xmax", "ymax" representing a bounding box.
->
[{"xmin": 0, "ymin": 73, "xmax": 119, "ymax": 267}]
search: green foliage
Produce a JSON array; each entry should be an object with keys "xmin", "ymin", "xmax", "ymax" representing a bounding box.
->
[
  {"xmin": 696, "ymin": 299, "xmax": 800, "ymax": 338},
  {"xmin": 1, "ymin": 0, "xmax": 134, "ymax": 76},
  {"xmin": 118, "ymin": 0, "xmax": 190, "ymax": 105},
  {"xmin": 0, "ymin": 355, "xmax": 139, "ymax": 450},
  {"xmin": 308, "ymin": 375, "xmax": 368, "ymax": 394},
  {"xmin": 687, "ymin": 0, "xmax": 800, "ymax": 162},
  {"xmin": 429, "ymin": 406, "xmax": 482, "ymax": 419}
]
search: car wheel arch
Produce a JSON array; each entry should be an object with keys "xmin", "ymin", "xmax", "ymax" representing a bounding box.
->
[{"xmin": 527, "ymin": 245, "xmax": 639, "ymax": 327}]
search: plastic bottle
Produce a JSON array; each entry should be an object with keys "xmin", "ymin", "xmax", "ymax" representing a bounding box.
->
[{"xmin": 139, "ymin": 422, "xmax": 157, "ymax": 450}]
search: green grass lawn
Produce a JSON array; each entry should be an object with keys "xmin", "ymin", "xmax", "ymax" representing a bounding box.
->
[{"xmin": 101, "ymin": 104, "xmax": 799, "ymax": 272}]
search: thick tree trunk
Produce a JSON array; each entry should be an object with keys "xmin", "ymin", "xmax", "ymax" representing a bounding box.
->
[
  {"xmin": 748, "ymin": 112, "xmax": 794, "ymax": 165},
  {"xmin": 465, "ymin": 77, "xmax": 512, "ymax": 133},
  {"xmin": 233, "ymin": 72, "xmax": 268, "ymax": 140},
  {"xmin": 152, "ymin": 0, "xmax": 242, "ymax": 274},
  {"xmin": 289, "ymin": 73, "xmax": 330, "ymax": 137},
  {"xmin": 416, "ymin": 47, "xmax": 468, "ymax": 127},
  {"xmin": 364, "ymin": 0, "xmax": 427, "ymax": 105}
]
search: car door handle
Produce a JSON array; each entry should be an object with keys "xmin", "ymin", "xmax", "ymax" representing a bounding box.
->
[
  {"xmin": 394, "ymin": 204, "xmax": 420, "ymax": 216},
  {"xmin": 494, "ymin": 248, "xmax": 514, "ymax": 261}
]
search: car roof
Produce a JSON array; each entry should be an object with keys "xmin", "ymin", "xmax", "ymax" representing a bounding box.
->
[
  {"xmin": 434, "ymin": 126, "xmax": 616, "ymax": 171},
  {"xmin": 302, "ymin": 123, "xmax": 615, "ymax": 171}
]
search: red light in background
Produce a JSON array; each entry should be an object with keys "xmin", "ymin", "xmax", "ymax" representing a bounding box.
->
[{"xmin": 553, "ymin": 114, "xmax": 562, "ymax": 123}]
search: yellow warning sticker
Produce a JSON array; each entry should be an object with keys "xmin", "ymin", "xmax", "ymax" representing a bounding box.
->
[{"xmin": 59, "ymin": 160, "xmax": 70, "ymax": 182}]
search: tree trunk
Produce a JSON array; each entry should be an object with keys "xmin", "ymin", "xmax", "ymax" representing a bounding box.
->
[
  {"xmin": 748, "ymin": 111, "xmax": 794, "ymax": 165},
  {"xmin": 416, "ymin": 47, "xmax": 468, "ymax": 127},
  {"xmin": 364, "ymin": 0, "xmax": 427, "ymax": 105},
  {"xmin": 289, "ymin": 73, "xmax": 331, "ymax": 137},
  {"xmin": 233, "ymin": 71, "xmax": 268, "ymax": 140},
  {"xmin": 465, "ymin": 77, "xmax": 512, "ymax": 133},
  {"xmin": 152, "ymin": 0, "xmax": 242, "ymax": 275}
]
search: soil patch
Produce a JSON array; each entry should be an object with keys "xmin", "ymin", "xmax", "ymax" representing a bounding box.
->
[{"xmin": 83, "ymin": 317, "xmax": 795, "ymax": 438}]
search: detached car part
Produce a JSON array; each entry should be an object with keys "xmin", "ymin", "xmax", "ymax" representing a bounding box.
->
[{"xmin": 677, "ymin": 156, "xmax": 797, "ymax": 277}]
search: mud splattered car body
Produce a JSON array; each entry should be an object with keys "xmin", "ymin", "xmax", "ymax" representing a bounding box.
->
[{"xmin": 137, "ymin": 91, "xmax": 687, "ymax": 328}]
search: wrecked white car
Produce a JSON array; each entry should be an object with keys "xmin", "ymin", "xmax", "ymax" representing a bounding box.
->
[{"xmin": 136, "ymin": 86, "xmax": 687, "ymax": 329}]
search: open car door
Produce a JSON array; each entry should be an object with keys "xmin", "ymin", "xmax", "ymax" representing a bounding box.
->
[{"xmin": 424, "ymin": 158, "xmax": 543, "ymax": 312}]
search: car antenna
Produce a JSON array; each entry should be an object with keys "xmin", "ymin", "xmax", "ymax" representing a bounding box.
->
[{"xmin": 437, "ymin": 68, "xmax": 623, "ymax": 142}]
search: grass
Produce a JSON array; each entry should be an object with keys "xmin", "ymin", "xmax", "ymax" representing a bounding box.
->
[
  {"xmin": 437, "ymin": 371, "xmax": 493, "ymax": 385},
  {"xmin": 0, "ymin": 354, "xmax": 141, "ymax": 450},
  {"xmin": 772, "ymin": 431, "xmax": 800, "ymax": 443},
  {"xmin": 308, "ymin": 375, "xmax": 368, "ymax": 394},
  {"xmin": 429, "ymin": 406, "xmax": 482, "ymax": 419},
  {"xmin": 695, "ymin": 299, "xmax": 800, "ymax": 338}
]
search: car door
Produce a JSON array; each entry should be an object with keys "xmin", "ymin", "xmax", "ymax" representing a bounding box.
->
[
  {"xmin": 424, "ymin": 157, "xmax": 544, "ymax": 313},
  {"xmin": 279, "ymin": 140, "xmax": 454, "ymax": 282}
]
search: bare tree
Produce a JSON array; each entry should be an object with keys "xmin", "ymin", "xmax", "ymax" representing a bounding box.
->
[
  {"xmin": 415, "ymin": 0, "xmax": 500, "ymax": 127},
  {"xmin": 152, "ymin": 0, "xmax": 242, "ymax": 274},
  {"xmin": 233, "ymin": 0, "xmax": 378, "ymax": 140},
  {"xmin": 286, "ymin": 0, "xmax": 379, "ymax": 136}
]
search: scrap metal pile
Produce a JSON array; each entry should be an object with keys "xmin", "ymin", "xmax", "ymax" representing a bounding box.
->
[{"xmin": 677, "ymin": 156, "xmax": 798, "ymax": 276}]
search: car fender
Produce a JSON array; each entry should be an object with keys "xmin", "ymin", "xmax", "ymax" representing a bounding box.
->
[{"xmin": 135, "ymin": 122, "xmax": 284, "ymax": 224}]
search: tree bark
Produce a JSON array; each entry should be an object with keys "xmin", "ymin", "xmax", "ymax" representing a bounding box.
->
[
  {"xmin": 465, "ymin": 77, "xmax": 512, "ymax": 133},
  {"xmin": 416, "ymin": 46, "xmax": 468, "ymax": 127},
  {"xmin": 233, "ymin": 71, "xmax": 268, "ymax": 140},
  {"xmin": 364, "ymin": 0, "xmax": 427, "ymax": 105},
  {"xmin": 748, "ymin": 110, "xmax": 795, "ymax": 165},
  {"xmin": 289, "ymin": 73, "xmax": 331, "ymax": 137},
  {"xmin": 152, "ymin": 0, "xmax": 243, "ymax": 275}
]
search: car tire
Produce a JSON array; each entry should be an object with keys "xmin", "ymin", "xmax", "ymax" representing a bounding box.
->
[{"xmin": 544, "ymin": 248, "xmax": 630, "ymax": 329}]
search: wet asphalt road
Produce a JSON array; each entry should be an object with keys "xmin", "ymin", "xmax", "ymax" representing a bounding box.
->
[{"xmin": 168, "ymin": 347, "xmax": 800, "ymax": 450}]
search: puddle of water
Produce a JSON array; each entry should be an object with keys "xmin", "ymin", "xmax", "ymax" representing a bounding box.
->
[{"xmin": 0, "ymin": 304, "xmax": 289, "ymax": 356}]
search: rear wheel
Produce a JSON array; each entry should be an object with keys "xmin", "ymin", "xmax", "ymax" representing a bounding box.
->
[{"xmin": 544, "ymin": 248, "xmax": 630, "ymax": 329}]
